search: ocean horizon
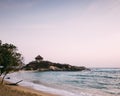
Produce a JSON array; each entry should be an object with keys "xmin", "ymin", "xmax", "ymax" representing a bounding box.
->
[{"xmin": 6, "ymin": 68, "xmax": 120, "ymax": 96}]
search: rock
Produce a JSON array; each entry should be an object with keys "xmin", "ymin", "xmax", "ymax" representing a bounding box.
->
[
  {"xmin": 22, "ymin": 61, "xmax": 89, "ymax": 71},
  {"xmin": 49, "ymin": 66, "xmax": 60, "ymax": 71},
  {"xmin": 6, "ymin": 77, "xmax": 10, "ymax": 79}
]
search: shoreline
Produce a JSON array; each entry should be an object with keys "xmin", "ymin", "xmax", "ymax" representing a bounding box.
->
[
  {"xmin": 0, "ymin": 77, "xmax": 59, "ymax": 96},
  {"xmin": 1, "ymin": 69, "xmax": 117, "ymax": 96}
]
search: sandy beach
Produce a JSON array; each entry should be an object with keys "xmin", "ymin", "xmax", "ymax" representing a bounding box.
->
[{"xmin": 0, "ymin": 77, "xmax": 58, "ymax": 96}]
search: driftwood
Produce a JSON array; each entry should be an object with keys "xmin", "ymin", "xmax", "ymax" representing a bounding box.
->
[{"xmin": 7, "ymin": 80, "xmax": 23, "ymax": 86}]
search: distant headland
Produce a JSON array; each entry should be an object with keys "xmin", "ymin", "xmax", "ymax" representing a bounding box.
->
[{"xmin": 22, "ymin": 55, "xmax": 89, "ymax": 71}]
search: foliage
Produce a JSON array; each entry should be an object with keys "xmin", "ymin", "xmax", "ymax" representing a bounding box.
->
[
  {"xmin": 0, "ymin": 40, "xmax": 23, "ymax": 83},
  {"xmin": 23, "ymin": 59, "xmax": 87, "ymax": 71}
]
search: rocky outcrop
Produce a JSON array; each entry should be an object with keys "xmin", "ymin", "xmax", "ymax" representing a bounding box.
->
[{"xmin": 23, "ymin": 61, "xmax": 89, "ymax": 71}]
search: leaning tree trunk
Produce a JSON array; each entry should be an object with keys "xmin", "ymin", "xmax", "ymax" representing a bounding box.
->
[{"xmin": 1, "ymin": 72, "xmax": 7, "ymax": 84}]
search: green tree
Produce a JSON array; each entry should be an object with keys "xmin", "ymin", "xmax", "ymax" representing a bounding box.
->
[{"xmin": 0, "ymin": 40, "xmax": 23, "ymax": 84}]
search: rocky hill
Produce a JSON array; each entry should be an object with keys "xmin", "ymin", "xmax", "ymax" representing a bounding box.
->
[
  {"xmin": 22, "ymin": 55, "xmax": 89, "ymax": 71},
  {"xmin": 23, "ymin": 61, "xmax": 89, "ymax": 71}
]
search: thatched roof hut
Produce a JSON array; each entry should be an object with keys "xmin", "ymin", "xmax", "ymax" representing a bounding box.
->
[{"xmin": 35, "ymin": 55, "xmax": 43, "ymax": 62}]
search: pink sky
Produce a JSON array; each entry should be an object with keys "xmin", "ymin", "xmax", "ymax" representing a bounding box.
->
[{"xmin": 0, "ymin": 0, "xmax": 120, "ymax": 67}]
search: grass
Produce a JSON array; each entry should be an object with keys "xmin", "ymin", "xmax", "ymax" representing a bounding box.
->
[{"xmin": 0, "ymin": 84, "xmax": 41, "ymax": 96}]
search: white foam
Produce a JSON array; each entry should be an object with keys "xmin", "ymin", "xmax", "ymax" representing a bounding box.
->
[{"xmin": 5, "ymin": 72, "xmax": 102, "ymax": 96}]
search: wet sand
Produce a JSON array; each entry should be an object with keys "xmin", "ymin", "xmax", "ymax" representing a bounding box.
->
[{"xmin": 0, "ymin": 77, "xmax": 59, "ymax": 96}]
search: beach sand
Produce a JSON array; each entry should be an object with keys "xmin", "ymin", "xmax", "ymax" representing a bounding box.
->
[{"xmin": 0, "ymin": 77, "xmax": 59, "ymax": 96}]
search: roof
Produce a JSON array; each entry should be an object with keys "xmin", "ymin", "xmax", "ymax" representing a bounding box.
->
[{"xmin": 35, "ymin": 55, "xmax": 43, "ymax": 60}]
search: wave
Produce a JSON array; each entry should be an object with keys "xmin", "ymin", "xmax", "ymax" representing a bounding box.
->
[
  {"xmin": 92, "ymin": 68, "xmax": 120, "ymax": 73},
  {"xmin": 5, "ymin": 72, "xmax": 102, "ymax": 96},
  {"xmin": 69, "ymin": 74, "xmax": 119, "ymax": 80},
  {"xmin": 5, "ymin": 69, "xmax": 120, "ymax": 96},
  {"xmin": 32, "ymin": 80, "xmax": 42, "ymax": 84}
]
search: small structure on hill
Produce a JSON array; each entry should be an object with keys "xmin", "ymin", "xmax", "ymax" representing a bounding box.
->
[
  {"xmin": 23, "ymin": 55, "xmax": 89, "ymax": 71},
  {"xmin": 35, "ymin": 55, "xmax": 43, "ymax": 62}
]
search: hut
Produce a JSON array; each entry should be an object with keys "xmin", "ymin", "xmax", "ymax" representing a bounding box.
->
[{"xmin": 35, "ymin": 55, "xmax": 43, "ymax": 62}]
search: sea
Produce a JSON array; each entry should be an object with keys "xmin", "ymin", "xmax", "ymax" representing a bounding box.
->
[{"xmin": 6, "ymin": 68, "xmax": 120, "ymax": 96}]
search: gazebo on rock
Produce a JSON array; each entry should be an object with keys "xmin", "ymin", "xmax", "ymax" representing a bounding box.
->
[{"xmin": 35, "ymin": 55, "xmax": 43, "ymax": 62}]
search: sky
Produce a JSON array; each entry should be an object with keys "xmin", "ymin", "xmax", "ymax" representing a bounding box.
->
[{"xmin": 0, "ymin": 0, "xmax": 120, "ymax": 68}]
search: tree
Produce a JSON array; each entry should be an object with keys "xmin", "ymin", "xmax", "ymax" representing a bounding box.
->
[{"xmin": 0, "ymin": 40, "xmax": 23, "ymax": 84}]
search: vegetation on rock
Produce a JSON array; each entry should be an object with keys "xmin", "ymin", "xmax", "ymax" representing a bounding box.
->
[{"xmin": 23, "ymin": 55, "xmax": 88, "ymax": 71}]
